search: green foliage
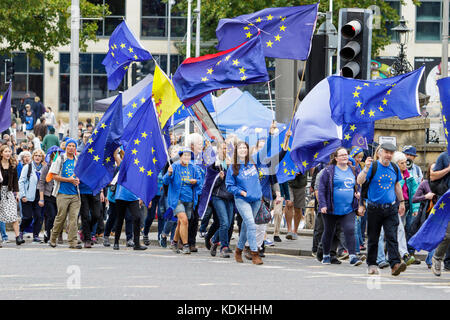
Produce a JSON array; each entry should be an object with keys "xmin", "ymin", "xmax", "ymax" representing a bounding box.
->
[
  {"xmin": 174, "ymin": 0, "xmax": 417, "ymax": 57},
  {"xmin": 0, "ymin": 0, "xmax": 109, "ymax": 66}
]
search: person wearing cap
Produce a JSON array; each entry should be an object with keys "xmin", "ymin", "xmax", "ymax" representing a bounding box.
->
[
  {"xmin": 48, "ymin": 139, "xmax": 82, "ymax": 249},
  {"xmin": 402, "ymin": 145, "xmax": 423, "ymax": 185},
  {"xmin": 163, "ymin": 148, "xmax": 201, "ymax": 254},
  {"xmin": 357, "ymin": 143, "xmax": 407, "ymax": 276}
]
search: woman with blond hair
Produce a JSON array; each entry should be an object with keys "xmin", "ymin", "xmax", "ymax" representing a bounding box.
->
[
  {"xmin": 0, "ymin": 145, "xmax": 24, "ymax": 246},
  {"xmin": 18, "ymin": 149, "xmax": 46, "ymax": 243}
]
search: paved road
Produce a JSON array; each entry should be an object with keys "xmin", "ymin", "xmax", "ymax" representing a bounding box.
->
[{"xmin": 0, "ymin": 243, "xmax": 448, "ymax": 300}]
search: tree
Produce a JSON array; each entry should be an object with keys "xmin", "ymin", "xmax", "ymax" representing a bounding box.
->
[
  {"xmin": 0, "ymin": 0, "xmax": 109, "ymax": 66},
  {"xmin": 174, "ymin": 0, "xmax": 419, "ymax": 57}
]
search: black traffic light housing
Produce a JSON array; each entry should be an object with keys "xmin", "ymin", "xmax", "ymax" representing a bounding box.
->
[
  {"xmin": 131, "ymin": 62, "xmax": 144, "ymax": 86},
  {"xmin": 4, "ymin": 59, "xmax": 15, "ymax": 83},
  {"xmin": 337, "ymin": 8, "xmax": 372, "ymax": 79}
]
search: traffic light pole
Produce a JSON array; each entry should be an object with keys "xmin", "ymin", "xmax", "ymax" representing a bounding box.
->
[{"xmin": 69, "ymin": 0, "xmax": 80, "ymax": 139}]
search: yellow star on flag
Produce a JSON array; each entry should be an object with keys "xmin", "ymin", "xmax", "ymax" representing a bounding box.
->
[
  {"xmin": 93, "ymin": 129, "xmax": 98, "ymax": 135},
  {"xmin": 201, "ymin": 77, "xmax": 208, "ymax": 82},
  {"xmin": 128, "ymin": 47, "xmax": 133, "ymax": 53},
  {"xmin": 314, "ymin": 153, "xmax": 319, "ymax": 159},
  {"xmin": 387, "ymin": 89, "xmax": 392, "ymax": 95},
  {"xmin": 324, "ymin": 141, "xmax": 329, "ymax": 146},
  {"xmin": 131, "ymin": 149, "xmax": 138, "ymax": 155},
  {"xmin": 246, "ymin": 32, "xmax": 252, "ymax": 38},
  {"xmin": 100, "ymin": 123, "xmax": 107, "ymax": 129},
  {"xmin": 439, "ymin": 202, "xmax": 446, "ymax": 210},
  {"xmin": 302, "ymin": 160, "xmax": 308, "ymax": 168},
  {"xmin": 134, "ymin": 138, "xmax": 141, "ymax": 145},
  {"xmin": 153, "ymin": 157, "xmax": 157, "ymax": 165},
  {"xmin": 266, "ymin": 14, "xmax": 273, "ymax": 20},
  {"xmin": 88, "ymin": 138, "xmax": 94, "ymax": 144},
  {"xmin": 256, "ymin": 17, "xmax": 262, "ymax": 23},
  {"xmin": 225, "ymin": 55, "xmax": 231, "ymax": 61},
  {"xmin": 240, "ymin": 75, "xmax": 247, "ymax": 81},
  {"xmin": 120, "ymin": 43, "xmax": 126, "ymax": 48},
  {"xmin": 344, "ymin": 134, "xmax": 351, "ymax": 141},
  {"xmin": 88, "ymin": 148, "xmax": 94, "ymax": 154},
  {"xmin": 132, "ymin": 102, "xmax": 137, "ymax": 108},
  {"xmin": 350, "ymin": 125, "xmax": 357, "ymax": 131},
  {"xmin": 274, "ymin": 34, "xmax": 282, "ymax": 41},
  {"xmin": 360, "ymin": 109, "xmax": 365, "ymax": 115},
  {"xmin": 356, "ymin": 101, "xmax": 362, "ymax": 108},
  {"xmin": 141, "ymin": 132, "xmax": 148, "ymax": 139},
  {"xmin": 243, "ymin": 26, "xmax": 249, "ymax": 30},
  {"xmin": 355, "ymin": 86, "xmax": 362, "ymax": 90},
  {"xmin": 134, "ymin": 158, "xmax": 139, "ymax": 165},
  {"xmin": 279, "ymin": 25, "xmax": 286, "ymax": 31},
  {"xmin": 207, "ymin": 68, "xmax": 213, "ymax": 74},
  {"xmin": 127, "ymin": 112, "xmax": 133, "ymax": 118},
  {"xmin": 353, "ymin": 91, "xmax": 360, "ymax": 98},
  {"xmin": 93, "ymin": 155, "xmax": 100, "ymax": 162},
  {"xmin": 147, "ymin": 170, "xmax": 153, "ymax": 176},
  {"xmin": 105, "ymin": 157, "xmax": 111, "ymax": 163},
  {"xmin": 239, "ymin": 67, "xmax": 246, "ymax": 74},
  {"xmin": 382, "ymin": 98, "xmax": 388, "ymax": 105},
  {"xmin": 378, "ymin": 106, "xmax": 384, "ymax": 112},
  {"xmin": 266, "ymin": 41, "xmax": 273, "ymax": 48},
  {"xmin": 140, "ymin": 97, "xmax": 145, "ymax": 103},
  {"xmin": 363, "ymin": 83, "xmax": 370, "ymax": 86},
  {"xmin": 232, "ymin": 59, "xmax": 240, "ymax": 66},
  {"xmin": 139, "ymin": 166, "xmax": 145, "ymax": 173},
  {"xmin": 369, "ymin": 110, "xmax": 375, "ymax": 117},
  {"xmin": 280, "ymin": 16, "xmax": 286, "ymax": 21}
]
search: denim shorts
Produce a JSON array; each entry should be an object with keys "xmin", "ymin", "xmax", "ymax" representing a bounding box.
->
[{"xmin": 174, "ymin": 201, "xmax": 194, "ymax": 220}]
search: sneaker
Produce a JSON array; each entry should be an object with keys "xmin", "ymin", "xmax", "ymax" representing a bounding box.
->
[
  {"xmin": 49, "ymin": 242, "xmax": 56, "ymax": 248},
  {"xmin": 159, "ymin": 235, "xmax": 167, "ymax": 248},
  {"xmin": 322, "ymin": 256, "xmax": 331, "ymax": 265},
  {"xmin": 143, "ymin": 235, "xmax": 150, "ymax": 246},
  {"xmin": 391, "ymin": 262, "xmax": 407, "ymax": 276},
  {"xmin": 412, "ymin": 257, "xmax": 421, "ymax": 265},
  {"xmin": 170, "ymin": 242, "xmax": 179, "ymax": 253},
  {"xmin": 264, "ymin": 239, "xmax": 274, "ymax": 247},
  {"xmin": 103, "ymin": 237, "xmax": 111, "ymax": 247},
  {"xmin": 134, "ymin": 245, "xmax": 148, "ymax": 251},
  {"xmin": 360, "ymin": 245, "xmax": 366, "ymax": 251},
  {"xmin": 368, "ymin": 265, "xmax": 379, "ymax": 275},
  {"xmin": 84, "ymin": 241, "xmax": 92, "ymax": 248},
  {"xmin": 91, "ymin": 236, "xmax": 97, "ymax": 244},
  {"xmin": 339, "ymin": 251, "xmax": 349, "ymax": 260},
  {"xmin": 205, "ymin": 238, "xmax": 212, "ymax": 250},
  {"xmin": 78, "ymin": 231, "xmax": 84, "ymax": 242},
  {"xmin": 444, "ymin": 265, "xmax": 450, "ymax": 272},
  {"xmin": 330, "ymin": 256, "xmax": 342, "ymax": 264},
  {"xmin": 274, "ymin": 236, "xmax": 282, "ymax": 242},
  {"xmin": 349, "ymin": 256, "xmax": 363, "ymax": 266},
  {"xmin": 210, "ymin": 242, "xmax": 218, "ymax": 257},
  {"xmin": 126, "ymin": 240, "xmax": 135, "ymax": 247},
  {"xmin": 2, "ymin": 239, "xmax": 8, "ymax": 244},
  {"xmin": 182, "ymin": 245, "xmax": 191, "ymax": 254},
  {"xmin": 225, "ymin": 247, "xmax": 233, "ymax": 254},
  {"xmin": 113, "ymin": 243, "xmax": 119, "ymax": 250},
  {"xmin": 199, "ymin": 232, "xmax": 206, "ymax": 238},
  {"xmin": 358, "ymin": 254, "xmax": 367, "ymax": 262},
  {"xmin": 311, "ymin": 252, "xmax": 317, "ymax": 258},
  {"xmin": 220, "ymin": 247, "xmax": 231, "ymax": 258},
  {"xmin": 286, "ymin": 232, "xmax": 293, "ymax": 240},
  {"xmin": 33, "ymin": 237, "xmax": 43, "ymax": 244},
  {"xmin": 431, "ymin": 257, "xmax": 441, "ymax": 277},
  {"xmin": 69, "ymin": 244, "xmax": 82, "ymax": 249},
  {"xmin": 378, "ymin": 261, "xmax": 390, "ymax": 269},
  {"xmin": 189, "ymin": 246, "xmax": 198, "ymax": 253},
  {"xmin": 291, "ymin": 233, "xmax": 298, "ymax": 240},
  {"xmin": 403, "ymin": 254, "xmax": 415, "ymax": 266}
]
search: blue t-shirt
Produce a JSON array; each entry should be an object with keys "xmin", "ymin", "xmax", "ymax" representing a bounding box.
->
[
  {"xmin": 179, "ymin": 165, "xmax": 195, "ymax": 203},
  {"xmin": 333, "ymin": 166, "xmax": 355, "ymax": 215},
  {"xmin": 434, "ymin": 152, "xmax": 450, "ymax": 189},
  {"xmin": 58, "ymin": 158, "xmax": 78, "ymax": 195},
  {"xmin": 367, "ymin": 161, "xmax": 402, "ymax": 204}
]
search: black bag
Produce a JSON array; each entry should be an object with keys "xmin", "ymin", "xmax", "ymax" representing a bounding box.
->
[
  {"xmin": 288, "ymin": 172, "xmax": 307, "ymax": 189},
  {"xmin": 430, "ymin": 178, "xmax": 448, "ymax": 198},
  {"xmin": 255, "ymin": 201, "xmax": 272, "ymax": 225}
]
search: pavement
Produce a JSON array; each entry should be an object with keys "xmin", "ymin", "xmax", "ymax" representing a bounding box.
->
[{"xmin": 3, "ymin": 222, "xmax": 429, "ymax": 261}]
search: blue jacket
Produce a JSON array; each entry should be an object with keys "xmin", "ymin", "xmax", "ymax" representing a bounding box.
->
[
  {"xmin": 19, "ymin": 162, "xmax": 41, "ymax": 201},
  {"xmin": 162, "ymin": 161, "xmax": 202, "ymax": 210},
  {"xmin": 226, "ymin": 163, "xmax": 262, "ymax": 203},
  {"xmin": 318, "ymin": 165, "xmax": 359, "ymax": 214}
]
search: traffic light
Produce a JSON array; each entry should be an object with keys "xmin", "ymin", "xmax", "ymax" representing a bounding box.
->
[
  {"xmin": 4, "ymin": 59, "xmax": 15, "ymax": 83},
  {"xmin": 131, "ymin": 62, "xmax": 144, "ymax": 86},
  {"xmin": 337, "ymin": 8, "xmax": 372, "ymax": 79}
]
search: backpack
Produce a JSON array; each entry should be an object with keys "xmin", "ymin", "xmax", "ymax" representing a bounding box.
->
[{"xmin": 360, "ymin": 161, "xmax": 399, "ymax": 202}]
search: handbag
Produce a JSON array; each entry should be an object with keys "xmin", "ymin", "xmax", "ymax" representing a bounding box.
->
[{"xmin": 255, "ymin": 201, "xmax": 272, "ymax": 225}]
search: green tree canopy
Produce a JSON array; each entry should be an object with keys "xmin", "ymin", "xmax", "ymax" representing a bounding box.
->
[{"xmin": 0, "ymin": 0, "xmax": 109, "ymax": 66}]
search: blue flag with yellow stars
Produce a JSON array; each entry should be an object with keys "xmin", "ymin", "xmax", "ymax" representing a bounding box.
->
[
  {"xmin": 122, "ymin": 80, "xmax": 153, "ymax": 128},
  {"xmin": 117, "ymin": 98, "xmax": 168, "ymax": 206},
  {"xmin": 342, "ymin": 122, "xmax": 374, "ymax": 149},
  {"xmin": 290, "ymin": 79, "xmax": 343, "ymax": 174},
  {"xmin": 172, "ymin": 34, "xmax": 269, "ymax": 107},
  {"xmin": 437, "ymin": 76, "xmax": 450, "ymax": 152},
  {"xmin": 266, "ymin": 128, "xmax": 299, "ymax": 184},
  {"xmin": 329, "ymin": 66, "xmax": 425, "ymax": 126},
  {"xmin": 0, "ymin": 83, "xmax": 12, "ymax": 133},
  {"xmin": 409, "ymin": 189, "xmax": 450, "ymax": 252},
  {"xmin": 216, "ymin": 3, "xmax": 318, "ymax": 61},
  {"xmin": 102, "ymin": 21, "xmax": 152, "ymax": 91},
  {"xmin": 74, "ymin": 94, "xmax": 123, "ymax": 195}
]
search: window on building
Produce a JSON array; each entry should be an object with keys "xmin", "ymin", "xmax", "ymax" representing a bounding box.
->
[
  {"xmin": 89, "ymin": 0, "xmax": 125, "ymax": 37},
  {"xmin": 59, "ymin": 53, "xmax": 123, "ymax": 112},
  {"xmin": 139, "ymin": 54, "xmax": 183, "ymax": 77},
  {"xmin": 0, "ymin": 53, "xmax": 44, "ymax": 109},
  {"xmin": 141, "ymin": 0, "xmax": 187, "ymax": 38},
  {"xmin": 416, "ymin": 1, "xmax": 444, "ymax": 41},
  {"xmin": 385, "ymin": 0, "xmax": 401, "ymax": 40}
]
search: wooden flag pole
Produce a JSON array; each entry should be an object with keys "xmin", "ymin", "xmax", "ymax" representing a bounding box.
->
[{"xmin": 287, "ymin": 60, "xmax": 307, "ymax": 133}]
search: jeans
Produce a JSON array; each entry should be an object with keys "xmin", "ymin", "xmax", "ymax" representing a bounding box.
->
[
  {"xmin": 199, "ymin": 205, "xmax": 213, "ymax": 233},
  {"xmin": 354, "ymin": 216, "xmax": 362, "ymax": 254},
  {"xmin": 211, "ymin": 196, "xmax": 234, "ymax": 249},
  {"xmin": 0, "ymin": 222, "xmax": 7, "ymax": 240},
  {"xmin": 426, "ymin": 249, "xmax": 435, "ymax": 266},
  {"xmin": 235, "ymin": 198, "xmax": 261, "ymax": 252},
  {"xmin": 321, "ymin": 212, "xmax": 356, "ymax": 256},
  {"xmin": 20, "ymin": 193, "xmax": 44, "ymax": 238},
  {"xmin": 143, "ymin": 195, "xmax": 160, "ymax": 236},
  {"xmin": 367, "ymin": 203, "xmax": 401, "ymax": 268}
]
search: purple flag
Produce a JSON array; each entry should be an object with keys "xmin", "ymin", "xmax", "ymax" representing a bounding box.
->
[{"xmin": 0, "ymin": 83, "xmax": 12, "ymax": 133}]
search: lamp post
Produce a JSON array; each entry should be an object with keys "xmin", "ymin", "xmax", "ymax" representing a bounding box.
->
[{"xmin": 390, "ymin": 17, "xmax": 413, "ymax": 76}]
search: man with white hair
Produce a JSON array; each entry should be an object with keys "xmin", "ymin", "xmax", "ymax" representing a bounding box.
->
[
  {"xmin": 185, "ymin": 133, "xmax": 205, "ymax": 252},
  {"xmin": 357, "ymin": 143, "xmax": 407, "ymax": 276}
]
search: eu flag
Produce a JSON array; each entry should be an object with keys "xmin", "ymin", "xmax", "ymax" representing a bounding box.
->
[
  {"xmin": 437, "ymin": 76, "xmax": 450, "ymax": 152},
  {"xmin": 342, "ymin": 122, "xmax": 374, "ymax": 149},
  {"xmin": 122, "ymin": 80, "xmax": 153, "ymax": 128},
  {"xmin": 216, "ymin": 3, "xmax": 318, "ymax": 61},
  {"xmin": 266, "ymin": 128, "xmax": 299, "ymax": 184},
  {"xmin": 408, "ymin": 189, "xmax": 450, "ymax": 252},
  {"xmin": 290, "ymin": 79, "xmax": 343, "ymax": 174},
  {"xmin": 117, "ymin": 98, "xmax": 168, "ymax": 206},
  {"xmin": 0, "ymin": 83, "xmax": 12, "ymax": 133},
  {"xmin": 329, "ymin": 67, "xmax": 425, "ymax": 126},
  {"xmin": 172, "ymin": 34, "xmax": 269, "ymax": 107},
  {"xmin": 102, "ymin": 21, "xmax": 152, "ymax": 91},
  {"xmin": 74, "ymin": 94, "xmax": 123, "ymax": 195}
]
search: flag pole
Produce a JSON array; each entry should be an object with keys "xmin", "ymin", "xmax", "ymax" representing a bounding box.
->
[
  {"xmin": 151, "ymin": 97, "xmax": 172, "ymax": 165},
  {"xmin": 267, "ymin": 81, "xmax": 275, "ymax": 119},
  {"xmin": 287, "ymin": 60, "xmax": 307, "ymax": 133}
]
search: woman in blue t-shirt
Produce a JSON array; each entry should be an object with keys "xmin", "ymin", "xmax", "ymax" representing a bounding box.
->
[
  {"xmin": 225, "ymin": 141, "xmax": 263, "ymax": 265},
  {"xmin": 318, "ymin": 147, "xmax": 362, "ymax": 266}
]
